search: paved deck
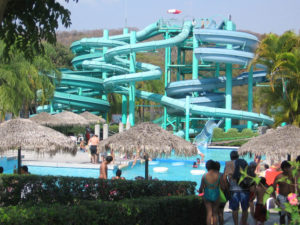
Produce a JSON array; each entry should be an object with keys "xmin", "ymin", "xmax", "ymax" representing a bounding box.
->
[{"xmin": 22, "ymin": 150, "xmax": 131, "ymax": 170}]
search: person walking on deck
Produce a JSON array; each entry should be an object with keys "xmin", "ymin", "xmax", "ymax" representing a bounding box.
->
[{"xmin": 89, "ymin": 134, "xmax": 99, "ymax": 164}]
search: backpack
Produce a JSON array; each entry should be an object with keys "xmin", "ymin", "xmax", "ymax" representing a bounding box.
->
[{"xmin": 233, "ymin": 159, "xmax": 253, "ymax": 189}]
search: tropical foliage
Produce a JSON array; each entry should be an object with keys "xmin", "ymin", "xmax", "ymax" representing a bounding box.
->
[
  {"xmin": 0, "ymin": 0, "xmax": 78, "ymax": 60},
  {"xmin": 252, "ymin": 31, "xmax": 300, "ymax": 126},
  {"xmin": 0, "ymin": 42, "xmax": 67, "ymax": 119}
]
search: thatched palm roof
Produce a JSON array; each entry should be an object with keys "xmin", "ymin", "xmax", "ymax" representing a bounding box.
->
[
  {"xmin": 239, "ymin": 125, "xmax": 300, "ymax": 157},
  {"xmin": 53, "ymin": 111, "xmax": 89, "ymax": 127},
  {"xmin": 98, "ymin": 122, "xmax": 197, "ymax": 158},
  {"xmin": 80, "ymin": 111, "xmax": 106, "ymax": 124},
  {"xmin": 0, "ymin": 119, "xmax": 77, "ymax": 155},
  {"xmin": 29, "ymin": 112, "xmax": 62, "ymax": 127}
]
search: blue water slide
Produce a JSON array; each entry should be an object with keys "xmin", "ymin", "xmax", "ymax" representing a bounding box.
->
[
  {"xmin": 193, "ymin": 119, "xmax": 223, "ymax": 152},
  {"xmin": 194, "ymin": 29, "xmax": 258, "ymax": 49},
  {"xmin": 114, "ymin": 86, "xmax": 273, "ymax": 125},
  {"xmin": 166, "ymin": 71, "xmax": 267, "ymax": 98},
  {"xmin": 42, "ymin": 19, "xmax": 273, "ymax": 128}
]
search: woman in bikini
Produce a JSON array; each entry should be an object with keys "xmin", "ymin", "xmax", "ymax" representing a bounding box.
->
[{"xmin": 199, "ymin": 160, "xmax": 221, "ymax": 225}]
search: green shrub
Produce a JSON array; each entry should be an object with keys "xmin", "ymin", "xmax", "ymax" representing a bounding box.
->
[
  {"xmin": 0, "ymin": 175, "xmax": 196, "ymax": 206},
  {"xmin": 241, "ymin": 128, "xmax": 257, "ymax": 137},
  {"xmin": 212, "ymin": 128, "xmax": 225, "ymax": 139},
  {"xmin": 109, "ymin": 124, "xmax": 119, "ymax": 133},
  {"xmin": 0, "ymin": 196, "xmax": 206, "ymax": 225},
  {"xmin": 225, "ymin": 128, "xmax": 239, "ymax": 138},
  {"xmin": 212, "ymin": 128, "xmax": 257, "ymax": 142}
]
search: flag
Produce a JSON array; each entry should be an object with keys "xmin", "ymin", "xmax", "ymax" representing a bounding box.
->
[{"xmin": 167, "ymin": 9, "xmax": 182, "ymax": 14}]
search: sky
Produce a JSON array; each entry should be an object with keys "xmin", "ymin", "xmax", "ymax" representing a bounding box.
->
[{"xmin": 57, "ymin": 0, "xmax": 300, "ymax": 34}]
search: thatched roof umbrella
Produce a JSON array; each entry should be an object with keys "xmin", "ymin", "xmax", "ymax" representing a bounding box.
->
[
  {"xmin": 98, "ymin": 122, "xmax": 198, "ymax": 180},
  {"xmin": 239, "ymin": 125, "xmax": 300, "ymax": 159},
  {"xmin": 29, "ymin": 112, "xmax": 62, "ymax": 127},
  {"xmin": 0, "ymin": 119, "xmax": 77, "ymax": 174},
  {"xmin": 80, "ymin": 111, "xmax": 106, "ymax": 124},
  {"xmin": 53, "ymin": 111, "xmax": 89, "ymax": 127}
]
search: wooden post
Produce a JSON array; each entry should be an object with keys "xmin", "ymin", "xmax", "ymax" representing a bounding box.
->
[
  {"xmin": 145, "ymin": 155, "xmax": 149, "ymax": 180},
  {"xmin": 17, "ymin": 147, "xmax": 21, "ymax": 174}
]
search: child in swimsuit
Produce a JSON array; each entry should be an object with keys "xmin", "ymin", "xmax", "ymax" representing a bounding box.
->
[
  {"xmin": 254, "ymin": 177, "xmax": 268, "ymax": 225},
  {"xmin": 199, "ymin": 160, "xmax": 221, "ymax": 225}
]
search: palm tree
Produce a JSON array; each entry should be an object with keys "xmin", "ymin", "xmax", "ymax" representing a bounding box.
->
[
  {"xmin": 252, "ymin": 31, "xmax": 300, "ymax": 126},
  {"xmin": 0, "ymin": 42, "xmax": 58, "ymax": 119}
]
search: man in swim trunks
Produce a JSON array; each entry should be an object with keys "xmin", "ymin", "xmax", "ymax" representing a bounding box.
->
[
  {"xmin": 88, "ymin": 134, "xmax": 99, "ymax": 164},
  {"xmin": 273, "ymin": 160, "xmax": 294, "ymax": 225},
  {"xmin": 224, "ymin": 151, "xmax": 250, "ymax": 225}
]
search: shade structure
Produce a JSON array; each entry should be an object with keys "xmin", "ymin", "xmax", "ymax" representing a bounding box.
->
[
  {"xmin": 29, "ymin": 112, "xmax": 62, "ymax": 127},
  {"xmin": 80, "ymin": 111, "xmax": 106, "ymax": 124},
  {"xmin": 0, "ymin": 119, "xmax": 77, "ymax": 173},
  {"xmin": 98, "ymin": 122, "xmax": 198, "ymax": 179},
  {"xmin": 239, "ymin": 125, "xmax": 300, "ymax": 157},
  {"xmin": 52, "ymin": 111, "xmax": 89, "ymax": 127}
]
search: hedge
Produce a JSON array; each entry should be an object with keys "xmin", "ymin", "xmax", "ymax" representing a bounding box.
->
[
  {"xmin": 0, "ymin": 196, "xmax": 206, "ymax": 225},
  {"xmin": 212, "ymin": 128, "xmax": 258, "ymax": 142},
  {"xmin": 0, "ymin": 175, "xmax": 196, "ymax": 206}
]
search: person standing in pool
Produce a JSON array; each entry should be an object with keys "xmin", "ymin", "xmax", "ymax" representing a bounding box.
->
[
  {"xmin": 99, "ymin": 156, "xmax": 113, "ymax": 179},
  {"xmin": 112, "ymin": 169, "xmax": 125, "ymax": 180}
]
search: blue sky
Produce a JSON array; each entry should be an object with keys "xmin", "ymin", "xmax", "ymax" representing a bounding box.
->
[{"xmin": 58, "ymin": 0, "xmax": 300, "ymax": 34}]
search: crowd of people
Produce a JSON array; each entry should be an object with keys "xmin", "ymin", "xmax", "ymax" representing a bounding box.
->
[{"xmin": 199, "ymin": 151, "xmax": 299, "ymax": 225}]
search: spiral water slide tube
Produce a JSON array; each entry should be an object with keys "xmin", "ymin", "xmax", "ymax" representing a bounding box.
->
[{"xmin": 44, "ymin": 20, "xmax": 273, "ymax": 126}]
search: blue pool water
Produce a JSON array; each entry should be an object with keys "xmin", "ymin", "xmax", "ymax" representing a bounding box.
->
[
  {"xmin": 0, "ymin": 157, "xmax": 18, "ymax": 174},
  {"xmin": 27, "ymin": 148, "xmax": 254, "ymax": 190}
]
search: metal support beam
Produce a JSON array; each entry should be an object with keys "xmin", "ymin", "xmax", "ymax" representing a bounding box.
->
[
  {"xmin": 102, "ymin": 29, "xmax": 109, "ymax": 101},
  {"xmin": 225, "ymin": 19, "xmax": 233, "ymax": 131},
  {"xmin": 192, "ymin": 32, "xmax": 199, "ymax": 80},
  {"xmin": 129, "ymin": 31, "xmax": 136, "ymax": 126},
  {"xmin": 225, "ymin": 63, "xmax": 232, "ymax": 131},
  {"xmin": 247, "ymin": 66, "xmax": 253, "ymax": 129},
  {"xmin": 185, "ymin": 95, "xmax": 190, "ymax": 141},
  {"xmin": 177, "ymin": 47, "xmax": 181, "ymax": 81},
  {"xmin": 122, "ymin": 28, "xmax": 129, "ymax": 124},
  {"xmin": 163, "ymin": 32, "xmax": 170, "ymax": 129}
]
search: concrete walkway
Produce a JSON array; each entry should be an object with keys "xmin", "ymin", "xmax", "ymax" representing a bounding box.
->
[
  {"xmin": 222, "ymin": 203, "xmax": 281, "ymax": 225},
  {"xmin": 22, "ymin": 150, "xmax": 130, "ymax": 170}
]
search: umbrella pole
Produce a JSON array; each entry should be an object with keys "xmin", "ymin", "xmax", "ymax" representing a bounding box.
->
[
  {"xmin": 17, "ymin": 147, "xmax": 21, "ymax": 174},
  {"xmin": 145, "ymin": 155, "xmax": 149, "ymax": 180}
]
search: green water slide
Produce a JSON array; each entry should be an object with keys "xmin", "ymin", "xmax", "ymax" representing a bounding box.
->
[{"xmin": 38, "ymin": 18, "xmax": 273, "ymax": 129}]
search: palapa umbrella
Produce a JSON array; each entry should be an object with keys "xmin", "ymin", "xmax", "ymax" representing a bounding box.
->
[
  {"xmin": 29, "ymin": 112, "xmax": 62, "ymax": 127},
  {"xmin": 239, "ymin": 125, "xmax": 300, "ymax": 159},
  {"xmin": 80, "ymin": 111, "xmax": 106, "ymax": 124},
  {"xmin": 0, "ymin": 119, "xmax": 77, "ymax": 174},
  {"xmin": 53, "ymin": 111, "xmax": 89, "ymax": 127},
  {"xmin": 98, "ymin": 122, "xmax": 198, "ymax": 180}
]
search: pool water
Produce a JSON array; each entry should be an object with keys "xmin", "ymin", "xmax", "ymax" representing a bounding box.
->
[
  {"xmin": 27, "ymin": 148, "xmax": 254, "ymax": 191},
  {"xmin": 0, "ymin": 157, "xmax": 18, "ymax": 174}
]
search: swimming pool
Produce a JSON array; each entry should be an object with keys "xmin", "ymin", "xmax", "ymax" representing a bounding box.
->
[
  {"xmin": 28, "ymin": 148, "xmax": 254, "ymax": 190},
  {"xmin": 0, "ymin": 157, "xmax": 18, "ymax": 174}
]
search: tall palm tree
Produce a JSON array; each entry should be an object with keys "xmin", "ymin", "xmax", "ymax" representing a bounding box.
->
[
  {"xmin": 252, "ymin": 31, "xmax": 300, "ymax": 126},
  {"xmin": 0, "ymin": 42, "xmax": 58, "ymax": 119}
]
